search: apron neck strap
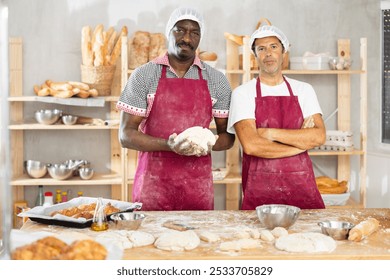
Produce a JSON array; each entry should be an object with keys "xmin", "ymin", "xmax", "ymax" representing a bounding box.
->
[
  {"xmin": 256, "ymin": 75, "xmax": 294, "ymax": 98},
  {"xmin": 162, "ymin": 65, "xmax": 204, "ymax": 80}
]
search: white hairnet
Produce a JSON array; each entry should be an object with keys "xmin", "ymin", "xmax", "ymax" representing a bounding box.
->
[
  {"xmin": 165, "ymin": 7, "xmax": 204, "ymax": 39},
  {"xmin": 249, "ymin": 25, "xmax": 290, "ymax": 53}
]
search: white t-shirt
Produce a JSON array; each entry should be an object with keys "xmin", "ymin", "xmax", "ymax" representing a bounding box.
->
[{"xmin": 227, "ymin": 77, "xmax": 323, "ymax": 134}]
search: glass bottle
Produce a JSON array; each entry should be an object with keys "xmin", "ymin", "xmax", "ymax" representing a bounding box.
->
[
  {"xmin": 91, "ymin": 197, "xmax": 108, "ymax": 231},
  {"xmin": 35, "ymin": 185, "xmax": 44, "ymax": 206},
  {"xmin": 55, "ymin": 189, "xmax": 62, "ymax": 204},
  {"xmin": 61, "ymin": 191, "xmax": 68, "ymax": 202}
]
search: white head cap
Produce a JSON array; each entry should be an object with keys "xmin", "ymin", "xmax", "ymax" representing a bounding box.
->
[
  {"xmin": 165, "ymin": 7, "xmax": 204, "ymax": 39},
  {"xmin": 249, "ymin": 25, "xmax": 290, "ymax": 53}
]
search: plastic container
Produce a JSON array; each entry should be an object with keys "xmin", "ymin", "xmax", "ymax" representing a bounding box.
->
[
  {"xmin": 43, "ymin": 192, "xmax": 53, "ymax": 207},
  {"xmin": 290, "ymin": 56, "xmax": 330, "ymax": 70}
]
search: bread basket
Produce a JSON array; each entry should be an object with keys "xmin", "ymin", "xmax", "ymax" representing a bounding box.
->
[{"xmin": 80, "ymin": 64, "xmax": 116, "ymax": 96}]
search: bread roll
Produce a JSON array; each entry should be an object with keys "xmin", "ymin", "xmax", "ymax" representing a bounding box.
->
[
  {"xmin": 68, "ymin": 81, "xmax": 90, "ymax": 91},
  {"xmin": 348, "ymin": 218, "xmax": 380, "ymax": 242},
  {"xmin": 199, "ymin": 51, "xmax": 218, "ymax": 61},
  {"xmin": 46, "ymin": 80, "xmax": 72, "ymax": 91},
  {"xmin": 315, "ymin": 176, "xmax": 348, "ymax": 194}
]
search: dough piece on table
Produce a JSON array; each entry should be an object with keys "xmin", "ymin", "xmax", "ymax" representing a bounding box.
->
[
  {"xmin": 127, "ymin": 231, "xmax": 155, "ymax": 247},
  {"xmin": 271, "ymin": 227, "xmax": 289, "ymax": 238},
  {"xmin": 95, "ymin": 231, "xmax": 133, "ymax": 249},
  {"xmin": 154, "ymin": 230, "xmax": 200, "ymax": 251},
  {"xmin": 199, "ymin": 231, "xmax": 220, "ymax": 243},
  {"xmin": 249, "ymin": 228, "xmax": 261, "ymax": 239},
  {"xmin": 174, "ymin": 126, "xmax": 216, "ymax": 152},
  {"xmin": 234, "ymin": 231, "xmax": 251, "ymax": 239},
  {"xmin": 260, "ymin": 230, "xmax": 275, "ymax": 242},
  {"xmin": 275, "ymin": 232, "xmax": 336, "ymax": 253},
  {"xmin": 219, "ymin": 238, "xmax": 262, "ymax": 252}
]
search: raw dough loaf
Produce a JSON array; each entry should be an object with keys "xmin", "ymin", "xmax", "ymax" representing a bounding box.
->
[
  {"xmin": 271, "ymin": 227, "xmax": 289, "ymax": 238},
  {"xmin": 219, "ymin": 238, "xmax": 262, "ymax": 252},
  {"xmin": 154, "ymin": 230, "xmax": 200, "ymax": 251},
  {"xmin": 275, "ymin": 232, "xmax": 336, "ymax": 253},
  {"xmin": 260, "ymin": 230, "xmax": 275, "ymax": 242},
  {"xmin": 199, "ymin": 231, "xmax": 220, "ymax": 243},
  {"xmin": 174, "ymin": 126, "xmax": 216, "ymax": 153},
  {"xmin": 95, "ymin": 230, "xmax": 155, "ymax": 250}
]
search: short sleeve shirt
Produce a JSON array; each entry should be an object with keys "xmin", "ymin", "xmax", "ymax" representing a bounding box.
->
[
  {"xmin": 227, "ymin": 76, "xmax": 323, "ymax": 134},
  {"xmin": 117, "ymin": 54, "xmax": 232, "ymax": 122}
]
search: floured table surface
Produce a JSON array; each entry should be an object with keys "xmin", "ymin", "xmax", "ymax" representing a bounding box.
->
[{"xmin": 21, "ymin": 209, "xmax": 390, "ymax": 260}]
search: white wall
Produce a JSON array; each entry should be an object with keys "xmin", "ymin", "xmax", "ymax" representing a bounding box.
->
[{"xmin": 6, "ymin": 0, "xmax": 389, "ymax": 208}]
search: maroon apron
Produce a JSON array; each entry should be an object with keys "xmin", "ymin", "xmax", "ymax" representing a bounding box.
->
[
  {"xmin": 241, "ymin": 76, "xmax": 325, "ymax": 210},
  {"xmin": 133, "ymin": 66, "xmax": 213, "ymax": 211}
]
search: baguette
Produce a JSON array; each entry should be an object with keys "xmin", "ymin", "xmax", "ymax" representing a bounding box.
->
[
  {"xmin": 37, "ymin": 87, "xmax": 50, "ymax": 97},
  {"xmin": 76, "ymin": 89, "xmax": 90, "ymax": 99},
  {"xmin": 68, "ymin": 81, "xmax": 90, "ymax": 91},
  {"xmin": 81, "ymin": 25, "xmax": 93, "ymax": 66},
  {"xmin": 108, "ymin": 26, "xmax": 128, "ymax": 66},
  {"xmin": 93, "ymin": 27, "xmax": 105, "ymax": 67},
  {"xmin": 88, "ymin": 88, "xmax": 99, "ymax": 97},
  {"xmin": 46, "ymin": 80, "xmax": 73, "ymax": 91},
  {"xmin": 348, "ymin": 218, "xmax": 380, "ymax": 242}
]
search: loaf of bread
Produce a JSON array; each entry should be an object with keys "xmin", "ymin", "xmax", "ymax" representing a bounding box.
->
[
  {"xmin": 108, "ymin": 26, "xmax": 128, "ymax": 66},
  {"xmin": 315, "ymin": 176, "xmax": 348, "ymax": 194},
  {"xmin": 129, "ymin": 31, "xmax": 151, "ymax": 69},
  {"xmin": 348, "ymin": 218, "xmax": 380, "ymax": 242},
  {"xmin": 199, "ymin": 51, "xmax": 218, "ymax": 61},
  {"xmin": 12, "ymin": 236, "xmax": 107, "ymax": 260},
  {"xmin": 81, "ymin": 25, "xmax": 93, "ymax": 66},
  {"xmin": 148, "ymin": 33, "xmax": 166, "ymax": 61}
]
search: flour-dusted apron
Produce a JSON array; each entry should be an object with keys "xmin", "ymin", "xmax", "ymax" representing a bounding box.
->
[
  {"xmin": 241, "ymin": 77, "xmax": 325, "ymax": 210},
  {"xmin": 133, "ymin": 66, "xmax": 213, "ymax": 211}
]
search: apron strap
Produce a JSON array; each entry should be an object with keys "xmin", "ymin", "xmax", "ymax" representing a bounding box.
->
[{"xmin": 256, "ymin": 75, "xmax": 294, "ymax": 97}]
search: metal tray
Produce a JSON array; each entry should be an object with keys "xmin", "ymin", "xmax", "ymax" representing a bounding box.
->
[{"xmin": 19, "ymin": 197, "xmax": 142, "ymax": 228}]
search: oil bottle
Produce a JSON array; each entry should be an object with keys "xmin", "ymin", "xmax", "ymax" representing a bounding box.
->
[{"xmin": 91, "ymin": 197, "xmax": 108, "ymax": 231}]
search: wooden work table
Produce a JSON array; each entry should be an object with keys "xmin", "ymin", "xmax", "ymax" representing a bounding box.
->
[{"xmin": 20, "ymin": 208, "xmax": 390, "ymax": 260}]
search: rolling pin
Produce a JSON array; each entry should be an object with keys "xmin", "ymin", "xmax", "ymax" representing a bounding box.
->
[{"xmin": 348, "ymin": 218, "xmax": 380, "ymax": 242}]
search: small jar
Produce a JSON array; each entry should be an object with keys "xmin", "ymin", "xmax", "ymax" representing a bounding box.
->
[{"xmin": 43, "ymin": 192, "xmax": 53, "ymax": 207}]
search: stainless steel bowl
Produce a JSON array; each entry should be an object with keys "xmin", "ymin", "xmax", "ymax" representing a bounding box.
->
[
  {"xmin": 61, "ymin": 115, "xmax": 78, "ymax": 125},
  {"xmin": 110, "ymin": 212, "xmax": 145, "ymax": 230},
  {"xmin": 35, "ymin": 109, "xmax": 62, "ymax": 125},
  {"xmin": 256, "ymin": 204, "xmax": 301, "ymax": 229},
  {"xmin": 79, "ymin": 167, "xmax": 94, "ymax": 180},
  {"xmin": 47, "ymin": 163, "xmax": 74, "ymax": 180},
  {"xmin": 24, "ymin": 160, "xmax": 47, "ymax": 178},
  {"xmin": 318, "ymin": 220, "xmax": 354, "ymax": 240}
]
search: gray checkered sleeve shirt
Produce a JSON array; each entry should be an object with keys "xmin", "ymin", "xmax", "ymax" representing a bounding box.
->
[{"xmin": 116, "ymin": 55, "xmax": 232, "ymax": 119}]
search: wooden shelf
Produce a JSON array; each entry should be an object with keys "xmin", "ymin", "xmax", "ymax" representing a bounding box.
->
[
  {"xmin": 8, "ymin": 123, "xmax": 118, "ymax": 130},
  {"xmin": 11, "ymin": 173, "xmax": 122, "ymax": 186},
  {"xmin": 8, "ymin": 96, "xmax": 119, "ymax": 102},
  {"xmin": 309, "ymin": 149, "xmax": 364, "ymax": 156}
]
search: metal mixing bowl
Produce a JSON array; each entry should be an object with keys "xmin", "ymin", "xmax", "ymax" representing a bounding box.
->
[
  {"xmin": 61, "ymin": 115, "xmax": 78, "ymax": 125},
  {"xmin": 24, "ymin": 160, "xmax": 48, "ymax": 178},
  {"xmin": 110, "ymin": 212, "xmax": 145, "ymax": 230},
  {"xmin": 35, "ymin": 109, "xmax": 62, "ymax": 125},
  {"xmin": 79, "ymin": 167, "xmax": 94, "ymax": 180},
  {"xmin": 256, "ymin": 204, "xmax": 301, "ymax": 229},
  {"xmin": 318, "ymin": 220, "xmax": 354, "ymax": 240},
  {"xmin": 47, "ymin": 163, "xmax": 74, "ymax": 180}
]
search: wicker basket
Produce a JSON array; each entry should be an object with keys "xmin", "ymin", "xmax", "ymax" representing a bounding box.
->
[{"xmin": 80, "ymin": 64, "xmax": 116, "ymax": 96}]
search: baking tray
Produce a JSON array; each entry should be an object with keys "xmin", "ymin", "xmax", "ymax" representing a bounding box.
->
[{"xmin": 19, "ymin": 197, "xmax": 142, "ymax": 228}]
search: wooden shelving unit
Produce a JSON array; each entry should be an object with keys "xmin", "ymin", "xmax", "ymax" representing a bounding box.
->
[
  {"xmin": 225, "ymin": 35, "xmax": 368, "ymax": 208},
  {"xmin": 8, "ymin": 38, "xmax": 124, "ymax": 220}
]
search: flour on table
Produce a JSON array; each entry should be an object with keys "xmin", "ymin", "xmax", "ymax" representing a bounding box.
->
[
  {"xmin": 219, "ymin": 238, "xmax": 262, "ymax": 252},
  {"xmin": 174, "ymin": 126, "xmax": 216, "ymax": 152},
  {"xmin": 271, "ymin": 227, "xmax": 289, "ymax": 238},
  {"xmin": 154, "ymin": 230, "xmax": 200, "ymax": 251},
  {"xmin": 275, "ymin": 232, "xmax": 336, "ymax": 253},
  {"xmin": 199, "ymin": 231, "xmax": 220, "ymax": 243}
]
